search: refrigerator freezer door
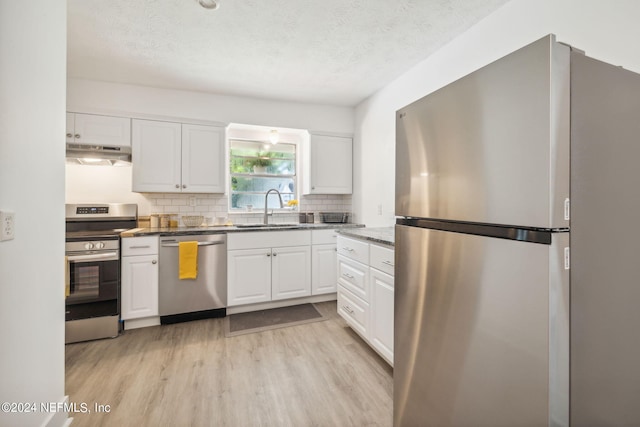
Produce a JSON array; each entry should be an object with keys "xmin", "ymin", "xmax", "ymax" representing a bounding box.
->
[
  {"xmin": 396, "ymin": 35, "xmax": 570, "ymax": 229},
  {"xmin": 394, "ymin": 224, "xmax": 569, "ymax": 427}
]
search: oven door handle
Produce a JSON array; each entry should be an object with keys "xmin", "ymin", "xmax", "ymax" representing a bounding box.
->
[{"xmin": 67, "ymin": 252, "xmax": 119, "ymax": 262}]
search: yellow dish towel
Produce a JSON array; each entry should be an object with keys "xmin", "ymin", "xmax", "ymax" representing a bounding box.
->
[
  {"xmin": 65, "ymin": 256, "xmax": 70, "ymax": 297},
  {"xmin": 179, "ymin": 241, "xmax": 198, "ymax": 280}
]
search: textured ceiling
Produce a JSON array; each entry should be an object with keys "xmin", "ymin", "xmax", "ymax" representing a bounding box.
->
[{"xmin": 67, "ymin": 0, "xmax": 509, "ymax": 106}]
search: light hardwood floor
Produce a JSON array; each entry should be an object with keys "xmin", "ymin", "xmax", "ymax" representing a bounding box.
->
[{"xmin": 65, "ymin": 302, "xmax": 393, "ymax": 426}]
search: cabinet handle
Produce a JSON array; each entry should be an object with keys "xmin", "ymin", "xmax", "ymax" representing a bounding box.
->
[
  {"xmin": 129, "ymin": 245, "xmax": 150, "ymax": 249},
  {"xmin": 66, "ymin": 133, "xmax": 73, "ymax": 138},
  {"xmin": 342, "ymin": 247, "xmax": 354, "ymax": 252},
  {"xmin": 152, "ymin": 260, "xmax": 157, "ymax": 264},
  {"xmin": 74, "ymin": 134, "xmax": 81, "ymax": 139},
  {"xmin": 342, "ymin": 273, "xmax": 354, "ymax": 279},
  {"xmin": 382, "ymin": 260, "xmax": 394, "ymax": 267},
  {"xmin": 161, "ymin": 241, "xmax": 223, "ymax": 247},
  {"xmin": 343, "ymin": 305, "xmax": 354, "ymax": 314},
  {"xmin": 182, "ymin": 184, "xmax": 187, "ymax": 189},
  {"xmin": 273, "ymin": 253, "xmax": 277, "ymax": 257},
  {"xmin": 175, "ymin": 184, "xmax": 180, "ymax": 189},
  {"xmin": 266, "ymin": 253, "xmax": 271, "ymax": 257}
]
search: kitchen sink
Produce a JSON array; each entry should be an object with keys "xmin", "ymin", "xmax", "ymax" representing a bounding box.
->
[{"xmin": 235, "ymin": 223, "xmax": 299, "ymax": 228}]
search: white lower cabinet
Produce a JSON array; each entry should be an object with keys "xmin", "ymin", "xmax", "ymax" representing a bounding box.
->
[
  {"xmin": 227, "ymin": 248, "xmax": 272, "ymax": 306},
  {"xmin": 271, "ymin": 246, "xmax": 311, "ymax": 300},
  {"xmin": 337, "ymin": 235, "xmax": 394, "ymax": 365},
  {"xmin": 121, "ymin": 237, "xmax": 159, "ymax": 321},
  {"xmin": 369, "ymin": 268, "xmax": 394, "ymax": 363},
  {"xmin": 311, "ymin": 229, "xmax": 338, "ymax": 295},
  {"xmin": 311, "ymin": 244, "xmax": 337, "ymax": 294},
  {"xmin": 227, "ymin": 245, "xmax": 311, "ymax": 305},
  {"xmin": 227, "ymin": 231, "xmax": 312, "ymax": 307}
]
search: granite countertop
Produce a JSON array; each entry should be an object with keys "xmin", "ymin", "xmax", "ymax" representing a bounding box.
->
[
  {"xmin": 336, "ymin": 226, "xmax": 394, "ymax": 246},
  {"xmin": 121, "ymin": 222, "xmax": 364, "ymax": 237}
]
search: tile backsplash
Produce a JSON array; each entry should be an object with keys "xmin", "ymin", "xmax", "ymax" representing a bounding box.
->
[{"xmin": 141, "ymin": 193, "xmax": 352, "ymax": 224}]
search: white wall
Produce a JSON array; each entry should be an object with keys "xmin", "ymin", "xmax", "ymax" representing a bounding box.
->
[
  {"xmin": 67, "ymin": 78, "xmax": 354, "ymax": 133},
  {"xmin": 65, "ymin": 79, "xmax": 354, "ymax": 217},
  {"xmin": 0, "ymin": 1, "xmax": 68, "ymax": 427},
  {"xmin": 354, "ymin": 0, "xmax": 640, "ymax": 226}
]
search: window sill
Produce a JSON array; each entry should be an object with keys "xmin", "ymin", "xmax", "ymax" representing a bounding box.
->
[{"xmin": 229, "ymin": 208, "xmax": 298, "ymax": 215}]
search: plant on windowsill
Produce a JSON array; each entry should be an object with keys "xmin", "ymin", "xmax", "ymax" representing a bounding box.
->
[{"xmin": 251, "ymin": 153, "xmax": 272, "ymax": 174}]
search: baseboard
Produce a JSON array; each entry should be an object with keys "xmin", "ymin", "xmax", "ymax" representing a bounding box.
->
[
  {"xmin": 43, "ymin": 395, "xmax": 70, "ymax": 427},
  {"xmin": 123, "ymin": 316, "xmax": 161, "ymax": 330},
  {"xmin": 160, "ymin": 308, "xmax": 226, "ymax": 325},
  {"xmin": 227, "ymin": 293, "xmax": 337, "ymax": 315}
]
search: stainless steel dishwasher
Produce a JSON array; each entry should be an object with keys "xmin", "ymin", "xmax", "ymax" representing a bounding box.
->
[{"xmin": 159, "ymin": 234, "xmax": 227, "ymax": 323}]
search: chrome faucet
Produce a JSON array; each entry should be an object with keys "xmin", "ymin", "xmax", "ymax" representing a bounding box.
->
[{"xmin": 264, "ymin": 189, "xmax": 284, "ymax": 224}]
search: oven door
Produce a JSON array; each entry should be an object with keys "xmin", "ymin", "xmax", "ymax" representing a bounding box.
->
[{"xmin": 66, "ymin": 251, "xmax": 119, "ymax": 321}]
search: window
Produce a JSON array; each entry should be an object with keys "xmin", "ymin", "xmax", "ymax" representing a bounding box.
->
[{"xmin": 229, "ymin": 140, "xmax": 297, "ymax": 210}]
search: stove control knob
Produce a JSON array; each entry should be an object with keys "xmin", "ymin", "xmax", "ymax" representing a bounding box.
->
[
  {"xmin": 95, "ymin": 242, "xmax": 105, "ymax": 249},
  {"xmin": 84, "ymin": 242, "xmax": 94, "ymax": 250}
]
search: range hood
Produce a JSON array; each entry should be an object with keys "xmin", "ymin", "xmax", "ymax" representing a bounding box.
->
[{"xmin": 66, "ymin": 143, "xmax": 132, "ymax": 166}]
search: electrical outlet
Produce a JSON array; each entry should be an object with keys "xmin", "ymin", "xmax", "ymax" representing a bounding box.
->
[
  {"xmin": 0, "ymin": 210, "xmax": 15, "ymax": 241},
  {"xmin": 189, "ymin": 197, "xmax": 197, "ymax": 207}
]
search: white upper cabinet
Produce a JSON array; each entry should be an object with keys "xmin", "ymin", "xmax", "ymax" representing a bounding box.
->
[
  {"xmin": 66, "ymin": 112, "xmax": 131, "ymax": 147},
  {"xmin": 303, "ymin": 133, "xmax": 352, "ymax": 194},
  {"xmin": 181, "ymin": 124, "xmax": 225, "ymax": 193},
  {"xmin": 132, "ymin": 120, "xmax": 182, "ymax": 193},
  {"xmin": 132, "ymin": 119, "xmax": 225, "ymax": 193}
]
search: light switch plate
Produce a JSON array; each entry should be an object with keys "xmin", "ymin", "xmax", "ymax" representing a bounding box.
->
[{"xmin": 0, "ymin": 210, "xmax": 15, "ymax": 241}]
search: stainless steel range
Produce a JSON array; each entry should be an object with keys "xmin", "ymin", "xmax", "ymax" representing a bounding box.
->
[{"xmin": 65, "ymin": 203, "xmax": 137, "ymax": 344}]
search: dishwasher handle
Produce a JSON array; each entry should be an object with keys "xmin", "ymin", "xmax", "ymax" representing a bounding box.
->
[{"xmin": 161, "ymin": 241, "xmax": 224, "ymax": 248}]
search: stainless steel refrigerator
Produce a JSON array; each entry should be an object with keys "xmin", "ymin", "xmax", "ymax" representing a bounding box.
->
[{"xmin": 394, "ymin": 34, "xmax": 640, "ymax": 427}]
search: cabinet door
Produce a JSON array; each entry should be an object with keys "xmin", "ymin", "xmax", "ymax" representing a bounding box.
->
[
  {"xmin": 72, "ymin": 113, "xmax": 131, "ymax": 147},
  {"xmin": 181, "ymin": 124, "xmax": 226, "ymax": 193},
  {"xmin": 304, "ymin": 134, "xmax": 352, "ymax": 194},
  {"xmin": 228, "ymin": 248, "xmax": 272, "ymax": 306},
  {"xmin": 66, "ymin": 113, "xmax": 75, "ymax": 143},
  {"xmin": 312, "ymin": 244, "xmax": 337, "ymax": 295},
  {"xmin": 370, "ymin": 268, "xmax": 394, "ymax": 364},
  {"xmin": 121, "ymin": 255, "xmax": 159, "ymax": 320},
  {"xmin": 272, "ymin": 245, "xmax": 311, "ymax": 300},
  {"xmin": 132, "ymin": 119, "xmax": 182, "ymax": 192}
]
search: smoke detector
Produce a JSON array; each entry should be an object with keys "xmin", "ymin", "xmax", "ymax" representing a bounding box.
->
[{"xmin": 197, "ymin": 0, "xmax": 220, "ymax": 10}]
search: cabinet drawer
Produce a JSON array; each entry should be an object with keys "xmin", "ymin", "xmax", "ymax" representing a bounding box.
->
[
  {"xmin": 337, "ymin": 236, "xmax": 369, "ymax": 264},
  {"xmin": 370, "ymin": 244, "xmax": 395, "ymax": 276},
  {"xmin": 122, "ymin": 236, "xmax": 158, "ymax": 256},
  {"xmin": 337, "ymin": 285, "xmax": 369, "ymax": 338},
  {"xmin": 311, "ymin": 229, "xmax": 338, "ymax": 245},
  {"xmin": 337, "ymin": 254, "xmax": 368, "ymax": 301}
]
